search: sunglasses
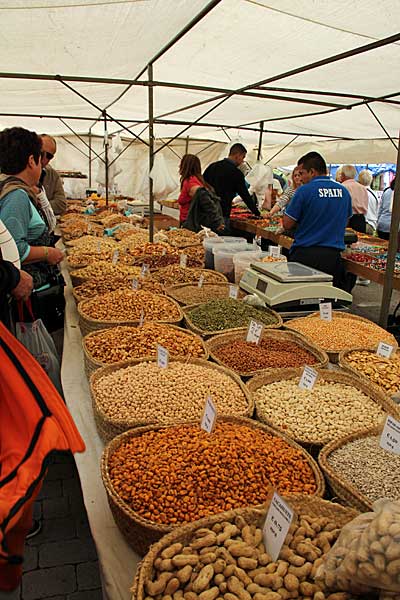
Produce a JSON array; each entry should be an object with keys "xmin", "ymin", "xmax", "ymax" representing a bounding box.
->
[{"xmin": 41, "ymin": 151, "xmax": 54, "ymax": 161}]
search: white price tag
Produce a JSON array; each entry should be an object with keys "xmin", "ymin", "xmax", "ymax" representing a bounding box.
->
[
  {"xmin": 162, "ymin": 247, "xmax": 167, "ymax": 256},
  {"xmin": 269, "ymin": 245, "xmax": 281, "ymax": 258},
  {"xmin": 263, "ymin": 492, "xmax": 294, "ymax": 561},
  {"xmin": 157, "ymin": 345, "xmax": 169, "ymax": 369},
  {"xmin": 132, "ymin": 278, "xmax": 140, "ymax": 291},
  {"xmin": 298, "ymin": 366, "xmax": 318, "ymax": 390},
  {"xmin": 139, "ymin": 308, "xmax": 145, "ymax": 326},
  {"xmin": 112, "ymin": 250, "xmax": 119, "ymax": 265},
  {"xmin": 200, "ymin": 395, "xmax": 217, "ymax": 434},
  {"xmin": 198, "ymin": 274, "xmax": 205, "ymax": 288},
  {"xmin": 229, "ymin": 285, "xmax": 239, "ymax": 299},
  {"xmin": 97, "ymin": 241, "xmax": 101, "ymax": 253},
  {"xmin": 180, "ymin": 254, "xmax": 188, "ymax": 268},
  {"xmin": 87, "ymin": 222, "xmax": 92, "ymax": 233},
  {"xmin": 319, "ymin": 302, "xmax": 332, "ymax": 322},
  {"xmin": 246, "ymin": 319, "xmax": 264, "ymax": 345},
  {"xmin": 377, "ymin": 342, "xmax": 394, "ymax": 359},
  {"xmin": 380, "ymin": 415, "xmax": 400, "ymax": 455},
  {"xmin": 141, "ymin": 263, "xmax": 149, "ymax": 277}
]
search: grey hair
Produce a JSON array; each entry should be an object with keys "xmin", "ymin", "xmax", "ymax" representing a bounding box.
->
[{"xmin": 358, "ymin": 169, "xmax": 373, "ymax": 187}]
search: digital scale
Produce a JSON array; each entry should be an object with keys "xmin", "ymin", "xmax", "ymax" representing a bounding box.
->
[{"xmin": 240, "ymin": 261, "xmax": 352, "ymax": 317}]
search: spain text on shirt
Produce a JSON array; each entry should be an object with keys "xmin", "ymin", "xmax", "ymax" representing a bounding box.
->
[{"xmin": 318, "ymin": 188, "xmax": 343, "ymax": 198}]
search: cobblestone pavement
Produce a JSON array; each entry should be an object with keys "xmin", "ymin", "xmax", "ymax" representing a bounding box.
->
[{"xmin": 0, "ymin": 453, "xmax": 102, "ymax": 600}]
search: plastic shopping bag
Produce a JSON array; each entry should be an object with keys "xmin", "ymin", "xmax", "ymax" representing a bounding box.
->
[
  {"xmin": 316, "ymin": 499, "xmax": 400, "ymax": 596},
  {"xmin": 15, "ymin": 301, "xmax": 62, "ymax": 394}
]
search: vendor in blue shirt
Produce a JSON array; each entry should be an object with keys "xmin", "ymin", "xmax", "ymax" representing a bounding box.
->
[{"xmin": 282, "ymin": 152, "xmax": 352, "ymax": 289}]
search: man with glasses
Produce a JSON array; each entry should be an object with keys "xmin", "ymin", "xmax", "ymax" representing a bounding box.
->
[{"xmin": 39, "ymin": 134, "xmax": 67, "ymax": 215}]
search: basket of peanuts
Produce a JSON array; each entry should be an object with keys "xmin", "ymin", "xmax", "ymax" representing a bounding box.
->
[
  {"xmin": 100, "ymin": 416, "xmax": 325, "ymax": 555},
  {"xmin": 131, "ymin": 493, "xmax": 360, "ymax": 600}
]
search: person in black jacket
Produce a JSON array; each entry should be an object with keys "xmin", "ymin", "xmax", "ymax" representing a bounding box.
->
[
  {"xmin": 0, "ymin": 260, "xmax": 33, "ymax": 326},
  {"xmin": 203, "ymin": 143, "xmax": 260, "ymax": 231},
  {"xmin": 183, "ymin": 187, "xmax": 225, "ymax": 234}
]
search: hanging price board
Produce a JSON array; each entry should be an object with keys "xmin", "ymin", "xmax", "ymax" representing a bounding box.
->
[
  {"xmin": 263, "ymin": 492, "xmax": 294, "ymax": 561},
  {"xmin": 200, "ymin": 396, "xmax": 217, "ymax": 434},
  {"xmin": 269, "ymin": 245, "xmax": 281, "ymax": 258},
  {"xmin": 246, "ymin": 320, "xmax": 264, "ymax": 345},
  {"xmin": 377, "ymin": 342, "xmax": 394, "ymax": 359},
  {"xmin": 112, "ymin": 250, "xmax": 119, "ymax": 265},
  {"xmin": 229, "ymin": 285, "xmax": 239, "ymax": 299},
  {"xmin": 157, "ymin": 345, "xmax": 169, "ymax": 369},
  {"xmin": 180, "ymin": 254, "xmax": 188, "ymax": 268},
  {"xmin": 298, "ymin": 366, "xmax": 318, "ymax": 390},
  {"xmin": 380, "ymin": 416, "xmax": 400, "ymax": 455},
  {"xmin": 198, "ymin": 274, "xmax": 205, "ymax": 288},
  {"xmin": 319, "ymin": 302, "xmax": 332, "ymax": 322}
]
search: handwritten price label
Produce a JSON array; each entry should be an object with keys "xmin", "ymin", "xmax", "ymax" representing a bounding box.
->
[
  {"xmin": 112, "ymin": 250, "xmax": 119, "ymax": 265},
  {"xmin": 298, "ymin": 366, "xmax": 318, "ymax": 390},
  {"xmin": 377, "ymin": 342, "xmax": 394, "ymax": 359},
  {"xmin": 157, "ymin": 345, "xmax": 169, "ymax": 369},
  {"xmin": 263, "ymin": 492, "xmax": 294, "ymax": 561},
  {"xmin": 246, "ymin": 320, "xmax": 264, "ymax": 345},
  {"xmin": 139, "ymin": 309, "xmax": 145, "ymax": 326},
  {"xmin": 180, "ymin": 254, "xmax": 188, "ymax": 268},
  {"xmin": 198, "ymin": 275, "xmax": 205, "ymax": 288},
  {"xmin": 141, "ymin": 264, "xmax": 149, "ymax": 277},
  {"xmin": 319, "ymin": 302, "xmax": 332, "ymax": 321},
  {"xmin": 380, "ymin": 416, "xmax": 400, "ymax": 455},
  {"xmin": 200, "ymin": 396, "xmax": 217, "ymax": 434},
  {"xmin": 229, "ymin": 285, "xmax": 239, "ymax": 299},
  {"xmin": 132, "ymin": 278, "xmax": 140, "ymax": 291},
  {"xmin": 269, "ymin": 245, "xmax": 281, "ymax": 258}
]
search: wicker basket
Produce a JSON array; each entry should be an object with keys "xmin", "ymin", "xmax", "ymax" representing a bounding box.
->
[
  {"xmin": 248, "ymin": 367, "xmax": 400, "ymax": 447},
  {"xmin": 77, "ymin": 293, "xmax": 183, "ymax": 337},
  {"xmin": 165, "ymin": 282, "xmax": 246, "ymax": 307},
  {"xmin": 319, "ymin": 426, "xmax": 384, "ymax": 512},
  {"xmin": 131, "ymin": 494, "xmax": 359, "ymax": 600},
  {"xmin": 338, "ymin": 347, "xmax": 400, "ymax": 398},
  {"xmin": 101, "ymin": 416, "xmax": 325, "ymax": 554},
  {"xmin": 285, "ymin": 311, "xmax": 397, "ymax": 363},
  {"xmin": 90, "ymin": 357, "xmax": 254, "ymax": 442},
  {"xmin": 183, "ymin": 302, "xmax": 282, "ymax": 339},
  {"xmin": 82, "ymin": 325, "xmax": 209, "ymax": 378},
  {"xmin": 206, "ymin": 328, "xmax": 328, "ymax": 378}
]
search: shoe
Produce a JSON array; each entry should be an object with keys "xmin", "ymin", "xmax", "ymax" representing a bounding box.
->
[{"xmin": 26, "ymin": 519, "xmax": 42, "ymax": 539}]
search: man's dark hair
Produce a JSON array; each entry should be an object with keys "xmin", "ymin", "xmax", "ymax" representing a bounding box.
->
[
  {"xmin": 229, "ymin": 143, "xmax": 247, "ymax": 155},
  {"xmin": 0, "ymin": 127, "xmax": 41, "ymax": 175},
  {"xmin": 297, "ymin": 151, "xmax": 327, "ymax": 174}
]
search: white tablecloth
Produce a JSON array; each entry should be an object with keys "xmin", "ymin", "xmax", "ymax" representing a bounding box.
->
[{"xmin": 61, "ymin": 264, "xmax": 140, "ymax": 600}]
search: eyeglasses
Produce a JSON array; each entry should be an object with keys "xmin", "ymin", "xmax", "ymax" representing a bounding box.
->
[{"xmin": 41, "ymin": 151, "xmax": 54, "ymax": 161}]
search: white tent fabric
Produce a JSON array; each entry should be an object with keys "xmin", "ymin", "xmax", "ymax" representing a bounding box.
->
[{"xmin": 0, "ymin": 0, "xmax": 398, "ymax": 155}]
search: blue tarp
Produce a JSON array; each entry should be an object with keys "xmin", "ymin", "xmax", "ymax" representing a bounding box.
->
[{"xmin": 329, "ymin": 163, "xmax": 396, "ymax": 179}]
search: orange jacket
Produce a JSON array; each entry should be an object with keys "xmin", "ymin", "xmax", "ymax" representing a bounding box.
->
[{"xmin": 0, "ymin": 321, "xmax": 85, "ymax": 590}]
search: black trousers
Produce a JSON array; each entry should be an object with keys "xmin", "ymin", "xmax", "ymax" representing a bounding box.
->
[
  {"xmin": 289, "ymin": 246, "xmax": 353, "ymax": 291},
  {"xmin": 348, "ymin": 214, "xmax": 366, "ymax": 233},
  {"xmin": 377, "ymin": 230, "xmax": 390, "ymax": 241}
]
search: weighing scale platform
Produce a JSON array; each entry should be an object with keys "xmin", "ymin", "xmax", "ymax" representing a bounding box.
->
[{"xmin": 240, "ymin": 261, "xmax": 352, "ymax": 318}]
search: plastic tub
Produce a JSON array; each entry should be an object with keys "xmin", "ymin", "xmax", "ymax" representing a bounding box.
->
[
  {"xmin": 203, "ymin": 236, "xmax": 247, "ymax": 269},
  {"xmin": 233, "ymin": 250, "xmax": 269, "ymax": 284},
  {"xmin": 213, "ymin": 244, "xmax": 255, "ymax": 282}
]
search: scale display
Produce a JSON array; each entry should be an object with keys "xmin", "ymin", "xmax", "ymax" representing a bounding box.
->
[{"xmin": 251, "ymin": 261, "xmax": 333, "ymax": 283}]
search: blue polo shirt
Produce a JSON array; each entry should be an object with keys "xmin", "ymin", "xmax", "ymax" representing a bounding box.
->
[{"xmin": 285, "ymin": 176, "xmax": 352, "ymax": 251}]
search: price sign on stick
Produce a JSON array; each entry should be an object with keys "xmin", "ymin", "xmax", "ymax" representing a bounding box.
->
[
  {"xmin": 377, "ymin": 342, "xmax": 394, "ymax": 359},
  {"xmin": 380, "ymin": 416, "xmax": 400, "ymax": 455},
  {"xmin": 269, "ymin": 245, "xmax": 281, "ymax": 258},
  {"xmin": 299, "ymin": 366, "xmax": 318, "ymax": 390},
  {"xmin": 246, "ymin": 319, "xmax": 264, "ymax": 345},
  {"xmin": 319, "ymin": 302, "xmax": 332, "ymax": 322},
  {"xmin": 157, "ymin": 345, "xmax": 169, "ymax": 369},
  {"xmin": 132, "ymin": 278, "xmax": 140, "ymax": 291},
  {"xmin": 139, "ymin": 309, "xmax": 145, "ymax": 326},
  {"xmin": 180, "ymin": 254, "xmax": 188, "ymax": 268},
  {"xmin": 263, "ymin": 492, "xmax": 294, "ymax": 561},
  {"xmin": 198, "ymin": 275, "xmax": 205, "ymax": 288},
  {"xmin": 112, "ymin": 250, "xmax": 119, "ymax": 265},
  {"xmin": 200, "ymin": 395, "xmax": 217, "ymax": 434},
  {"xmin": 141, "ymin": 263, "xmax": 149, "ymax": 277},
  {"xmin": 97, "ymin": 241, "xmax": 101, "ymax": 253},
  {"xmin": 229, "ymin": 285, "xmax": 239, "ymax": 299}
]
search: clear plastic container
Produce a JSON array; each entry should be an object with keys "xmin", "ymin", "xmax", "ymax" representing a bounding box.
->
[
  {"xmin": 233, "ymin": 250, "xmax": 270, "ymax": 284},
  {"xmin": 213, "ymin": 243, "xmax": 255, "ymax": 282},
  {"xmin": 203, "ymin": 236, "xmax": 247, "ymax": 269}
]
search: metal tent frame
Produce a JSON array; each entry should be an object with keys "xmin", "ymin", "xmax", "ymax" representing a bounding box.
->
[{"xmin": 0, "ymin": 1, "xmax": 398, "ymax": 325}]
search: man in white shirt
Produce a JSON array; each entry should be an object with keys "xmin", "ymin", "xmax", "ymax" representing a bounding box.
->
[{"xmin": 358, "ymin": 169, "xmax": 379, "ymax": 234}]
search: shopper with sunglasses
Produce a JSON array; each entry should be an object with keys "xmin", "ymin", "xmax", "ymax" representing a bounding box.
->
[{"xmin": 39, "ymin": 134, "xmax": 67, "ymax": 215}]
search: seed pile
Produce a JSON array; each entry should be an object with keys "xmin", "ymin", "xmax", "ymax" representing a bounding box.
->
[
  {"xmin": 79, "ymin": 289, "xmax": 181, "ymax": 322},
  {"xmin": 286, "ymin": 314, "xmax": 395, "ymax": 352},
  {"xmin": 85, "ymin": 324, "xmax": 206, "ymax": 364},
  {"xmin": 254, "ymin": 378, "xmax": 385, "ymax": 443},
  {"xmin": 74, "ymin": 276, "xmax": 136, "ymax": 300},
  {"xmin": 344, "ymin": 350, "xmax": 400, "ymax": 395},
  {"xmin": 71, "ymin": 262, "xmax": 141, "ymax": 282},
  {"xmin": 213, "ymin": 338, "xmax": 318, "ymax": 372},
  {"xmin": 152, "ymin": 266, "xmax": 227, "ymax": 286},
  {"xmin": 187, "ymin": 299, "xmax": 279, "ymax": 332},
  {"xmin": 169, "ymin": 284, "xmax": 245, "ymax": 305},
  {"xmin": 327, "ymin": 435, "xmax": 400, "ymax": 503},
  {"xmin": 108, "ymin": 422, "xmax": 317, "ymax": 524}
]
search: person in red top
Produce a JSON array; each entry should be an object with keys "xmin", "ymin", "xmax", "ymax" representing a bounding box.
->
[{"xmin": 178, "ymin": 154, "xmax": 209, "ymax": 224}]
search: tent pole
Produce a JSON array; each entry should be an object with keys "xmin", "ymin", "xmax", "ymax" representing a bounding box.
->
[
  {"xmin": 379, "ymin": 132, "xmax": 400, "ymax": 328},
  {"xmin": 148, "ymin": 64, "xmax": 155, "ymax": 243},
  {"xmin": 103, "ymin": 111, "xmax": 109, "ymax": 206},
  {"xmin": 88, "ymin": 126, "xmax": 93, "ymax": 187},
  {"xmin": 59, "ymin": 118, "xmax": 104, "ymax": 162},
  {"xmin": 257, "ymin": 122, "xmax": 264, "ymax": 161},
  {"xmin": 365, "ymin": 104, "xmax": 399, "ymax": 151},
  {"xmin": 59, "ymin": 135, "xmax": 89, "ymax": 160},
  {"xmin": 264, "ymin": 135, "xmax": 300, "ymax": 164},
  {"xmin": 185, "ymin": 136, "xmax": 190, "ymax": 154}
]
